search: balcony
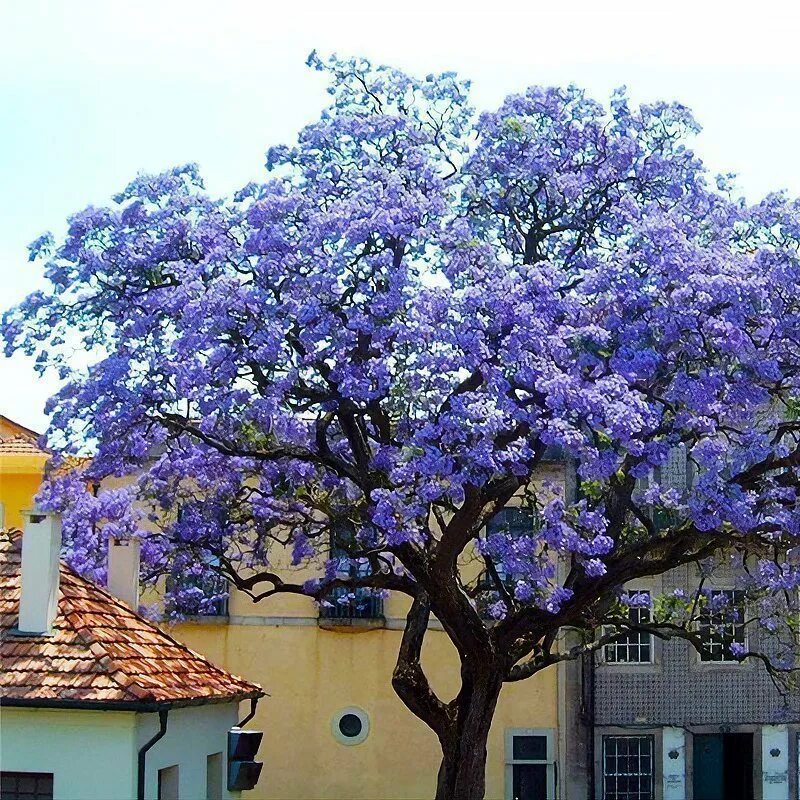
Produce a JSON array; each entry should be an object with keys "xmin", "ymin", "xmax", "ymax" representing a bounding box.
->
[
  {"xmin": 318, "ymin": 585, "xmax": 384, "ymax": 628},
  {"xmin": 168, "ymin": 573, "xmax": 230, "ymax": 620}
]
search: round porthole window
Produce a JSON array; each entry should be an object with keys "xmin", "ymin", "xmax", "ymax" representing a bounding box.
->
[{"xmin": 332, "ymin": 706, "xmax": 370, "ymax": 745}]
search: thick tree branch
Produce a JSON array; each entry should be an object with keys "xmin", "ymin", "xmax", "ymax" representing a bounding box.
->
[{"xmin": 391, "ymin": 592, "xmax": 449, "ymax": 738}]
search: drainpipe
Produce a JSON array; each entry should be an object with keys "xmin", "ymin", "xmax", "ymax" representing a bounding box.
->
[
  {"xmin": 586, "ymin": 652, "xmax": 596, "ymax": 800},
  {"xmin": 237, "ymin": 696, "xmax": 260, "ymax": 728},
  {"xmin": 137, "ymin": 708, "xmax": 169, "ymax": 800}
]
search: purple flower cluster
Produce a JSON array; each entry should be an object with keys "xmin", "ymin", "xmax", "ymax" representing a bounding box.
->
[{"xmin": 4, "ymin": 54, "xmax": 800, "ymax": 641}]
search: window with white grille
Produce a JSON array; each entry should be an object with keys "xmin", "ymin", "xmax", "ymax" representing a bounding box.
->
[
  {"xmin": 602, "ymin": 736, "xmax": 654, "ymax": 800},
  {"xmin": 604, "ymin": 592, "xmax": 653, "ymax": 664},
  {"xmin": 698, "ymin": 589, "xmax": 746, "ymax": 662}
]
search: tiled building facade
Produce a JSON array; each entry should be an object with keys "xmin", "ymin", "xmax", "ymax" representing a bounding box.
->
[
  {"xmin": 562, "ymin": 560, "xmax": 800, "ymax": 800},
  {"xmin": 560, "ymin": 445, "xmax": 800, "ymax": 800}
]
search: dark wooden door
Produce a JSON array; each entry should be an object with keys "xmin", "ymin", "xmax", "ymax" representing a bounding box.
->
[{"xmin": 693, "ymin": 734, "xmax": 724, "ymax": 800}]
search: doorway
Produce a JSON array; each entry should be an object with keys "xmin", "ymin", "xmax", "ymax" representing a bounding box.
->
[{"xmin": 693, "ymin": 732, "xmax": 753, "ymax": 800}]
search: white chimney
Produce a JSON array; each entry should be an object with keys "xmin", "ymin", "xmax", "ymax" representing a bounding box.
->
[
  {"xmin": 107, "ymin": 537, "xmax": 140, "ymax": 610},
  {"xmin": 18, "ymin": 510, "xmax": 62, "ymax": 635}
]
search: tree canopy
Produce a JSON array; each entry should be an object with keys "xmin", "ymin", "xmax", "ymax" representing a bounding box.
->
[{"xmin": 5, "ymin": 53, "xmax": 800, "ymax": 799}]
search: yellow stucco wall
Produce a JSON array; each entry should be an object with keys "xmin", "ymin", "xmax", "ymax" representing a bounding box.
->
[
  {"xmin": 0, "ymin": 416, "xmax": 47, "ymax": 529},
  {"xmin": 175, "ymin": 619, "xmax": 558, "ymax": 800},
  {"xmin": 0, "ymin": 464, "xmax": 46, "ymax": 528}
]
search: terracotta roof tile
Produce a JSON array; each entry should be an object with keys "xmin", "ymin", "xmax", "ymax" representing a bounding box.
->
[
  {"xmin": 0, "ymin": 433, "xmax": 47, "ymax": 455},
  {"xmin": 0, "ymin": 530, "xmax": 263, "ymax": 708}
]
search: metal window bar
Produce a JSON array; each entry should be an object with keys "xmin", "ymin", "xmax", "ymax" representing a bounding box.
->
[
  {"xmin": 475, "ymin": 570, "xmax": 497, "ymax": 620},
  {"xmin": 204, "ymin": 586, "xmax": 230, "ymax": 617},
  {"xmin": 319, "ymin": 525, "xmax": 385, "ymax": 620},
  {"xmin": 638, "ymin": 445, "xmax": 691, "ymax": 531},
  {"xmin": 477, "ymin": 507, "xmax": 539, "ymax": 616},
  {"xmin": 602, "ymin": 736, "xmax": 654, "ymax": 800},
  {"xmin": 318, "ymin": 584, "xmax": 384, "ymax": 619}
]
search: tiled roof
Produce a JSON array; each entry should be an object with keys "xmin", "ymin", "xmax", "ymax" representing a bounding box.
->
[
  {"xmin": 0, "ymin": 530, "xmax": 263, "ymax": 709},
  {"xmin": 0, "ymin": 415, "xmax": 42, "ymax": 441},
  {"xmin": 0, "ymin": 434, "xmax": 47, "ymax": 455}
]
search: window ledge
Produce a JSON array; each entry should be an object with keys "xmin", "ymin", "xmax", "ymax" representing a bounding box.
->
[
  {"xmin": 691, "ymin": 659, "xmax": 753, "ymax": 671},
  {"xmin": 318, "ymin": 617, "xmax": 386, "ymax": 631},
  {"xmin": 596, "ymin": 662, "xmax": 660, "ymax": 673},
  {"xmin": 176, "ymin": 615, "xmax": 230, "ymax": 625}
]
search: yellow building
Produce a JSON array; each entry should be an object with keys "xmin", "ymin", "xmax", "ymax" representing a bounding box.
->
[
  {"xmin": 172, "ymin": 462, "xmax": 566, "ymax": 800},
  {"xmin": 0, "ymin": 415, "xmax": 49, "ymax": 529},
  {"xmin": 0, "ymin": 412, "xmax": 563, "ymax": 800},
  {"xmin": 175, "ymin": 593, "xmax": 559, "ymax": 800}
]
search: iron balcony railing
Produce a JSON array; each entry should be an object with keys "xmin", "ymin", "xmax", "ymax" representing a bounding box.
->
[
  {"xmin": 202, "ymin": 593, "xmax": 230, "ymax": 617},
  {"xmin": 318, "ymin": 585, "xmax": 384, "ymax": 620},
  {"xmin": 169, "ymin": 573, "xmax": 230, "ymax": 618}
]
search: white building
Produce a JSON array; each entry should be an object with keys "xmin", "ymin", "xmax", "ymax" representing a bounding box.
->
[{"xmin": 0, "ymin": 513, "xmax": 264, "ymax": 800}]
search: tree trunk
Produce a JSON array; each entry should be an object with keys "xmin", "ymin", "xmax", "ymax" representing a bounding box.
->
[
  {"xmin": 391, "ymin": 593, "xmax": 505, "ymax": 800},
  {"xmin": 434, "ymin": 669, "xmax": 504, "ymax": 800}
]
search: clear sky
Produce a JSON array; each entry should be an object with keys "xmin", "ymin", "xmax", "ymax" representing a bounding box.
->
[{"xmin": 2, "ymin": 0, "xmax": 800, "ymax": 433}]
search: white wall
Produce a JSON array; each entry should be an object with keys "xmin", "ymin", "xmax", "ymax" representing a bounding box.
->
[
  {"xmin": 136, "ymin": 702, "xmax": 244, "ymax": 800},
  {"xmin": 661, "ymin": 727, "xmax": 686, "ymax": 800},
  {"xmin": 762, "ymin": 725, "xmax": 789, "ymax": 800},
  {"xmin": 1, "ymin": 702, "xmax": 246, "ymax": 800},
  {"xmin": 0, "ymin": 708, "xmax": 138, "ymax": 800}
]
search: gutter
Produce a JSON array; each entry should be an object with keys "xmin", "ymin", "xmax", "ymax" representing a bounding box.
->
[
  {"xmin": 1, "ymin": 691, "xmax": 262, "ymax": 714},
  {"xmin": 137, "ymin": 708, "xmax": 169, "ymax": 800}
]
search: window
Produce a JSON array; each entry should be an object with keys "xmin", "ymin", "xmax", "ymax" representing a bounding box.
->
[
  {"xmin": 206, "ymin": 753, "xmax": 222, "ymax": 800},
  {"xmin": 167, "ymin": 560, "xmax": 229, "ymax": 617},
  {"xmin": 486, "ymin": 506, "xmax": 537, "ymax": 544},
  {"xmin": 331, "ymin": 706, "xmax": 370, "ymax": 745},
  {"xmin": 698, "ymin": 590, "xmax": 746, "ymax": 662},
  {"xmin": 602, "ymin": 736, "xmax": 654, "ymax": 800},
  {"xmin": 604, "ymin": 592, "xmax": 653, "ymax": 664},
  {"xmin": 505, "ymin": 729, "xmax": 554, "ymax": 800},
  {"xmin": 168, "ymin": 508, "xmax": 229, "ymax": 617},
  {"xmin": 637, "ymin": 445, "xmax": 692, "ymax": 531},
  {"xmin": 157, "ymin": 765, "xmax": 179, "ymax": 800},
  {"xmin": 0, "ymin": 773, "xmax": 54, "ymax": 800},
  {"xmin": 485, "ymin": 506, "xmax": 538, "ymax": 581},
  {"xmin": 478, "ymin": 507, "xmax": 538, "ymax": 619},
  {"xmin": 319, "ymin": 526, "xmax": 383, "ymax": 620}
]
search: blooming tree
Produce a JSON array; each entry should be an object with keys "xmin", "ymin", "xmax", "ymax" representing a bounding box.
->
[{"xmin": 6, "ymin": 54, "xmax": 800, "ymax": 799}]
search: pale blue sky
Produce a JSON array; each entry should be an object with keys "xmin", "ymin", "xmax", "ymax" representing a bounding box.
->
[{"xmin": 3, "ymin": 0, "xmax": 800, "ymax": 433}]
